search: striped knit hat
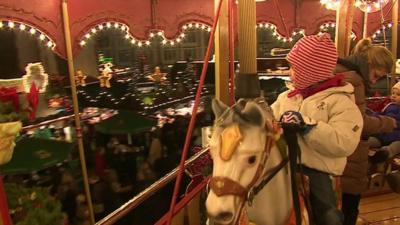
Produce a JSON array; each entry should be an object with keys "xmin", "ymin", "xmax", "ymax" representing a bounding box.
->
[{"xmin": 287, "ymin": 33, "xmax": 338, "ymax": 90}]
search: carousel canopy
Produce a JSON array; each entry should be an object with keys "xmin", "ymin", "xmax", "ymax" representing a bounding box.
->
[
  {"xmin": 0, "ymin": 0, "xmax": 396, "ymax": 58},
  {"xmin": 0, "ymin": 137, "xmax": 73, "ymax": 174}
]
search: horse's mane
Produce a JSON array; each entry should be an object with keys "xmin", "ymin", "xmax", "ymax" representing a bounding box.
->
[{"xmin": 212, "ymin": 98, "xmax": 274, "ymax": 132}]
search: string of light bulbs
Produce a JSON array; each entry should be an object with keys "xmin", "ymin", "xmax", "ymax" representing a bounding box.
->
[
  {"xmin": 318, "ymin": 22, "xmax": 357, "ymax": 40},
  {"xmin": 320, "ymin": 0, "xmax": 389, "ymax": 12},
  {"xmin": 79, "ymin": 21, "xmax": 211, "ymax": 48},
  {"xmin": 371, "ymin": 22, "xmax": 393, "ymax": 39},
  {"xmin": 0, "ymin": 20, "xmax": 56, "ymax": 49},
  {"xmin": 256, "ymin": 22, "xmax": 305, "ymax": 43}
]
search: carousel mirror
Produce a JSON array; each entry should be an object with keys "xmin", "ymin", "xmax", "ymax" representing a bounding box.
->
[
  {"xmin": 0, "ymin": 21, "xmax": 70, "ymax": 121},
  {"xmin": 73, "ymin": 25, "xmax": 213, "ymax": 113}
]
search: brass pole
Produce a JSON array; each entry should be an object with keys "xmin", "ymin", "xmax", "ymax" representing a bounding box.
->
[
  {"xmin": 237, "ymin": 0, "xmax": 257, "ymax": 74},
  {"xmin": 335, "ymin": 0, "xmax": 355, "ymax": 57},
  {"xmin": 235, "ymin": 0, "xmax": 260, "ymax": 99},
  {"xmin": 363, "ymin": 12, "xmax": 368, "ymax": 39},
  {"xmin": 391, "ymin": 0, "xmax": 398, "ymax": 88},
  {"xmin": 214, "ymin": 0, "xmax": 230, "ymax": 104},
  {"xmin": 61, "ymin": 1, "xmax": 95, "ymax": 224}
]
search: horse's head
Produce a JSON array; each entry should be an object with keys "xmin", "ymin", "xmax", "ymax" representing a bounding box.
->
[{"xmin": 206, "ymin": 98, "xmax": 276, "ymax": 225}]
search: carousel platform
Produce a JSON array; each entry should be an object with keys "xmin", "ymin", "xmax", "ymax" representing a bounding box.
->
[{"xmin": 357, "ymin": 192, "xmax": 400, "ymax": 224}]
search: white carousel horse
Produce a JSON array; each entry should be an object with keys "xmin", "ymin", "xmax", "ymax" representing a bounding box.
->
[{"xmin": 205, "ymin": 98, "xmax": 295, "ymax": 225}]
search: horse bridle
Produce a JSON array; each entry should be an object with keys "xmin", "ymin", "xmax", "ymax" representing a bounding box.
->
[{"xmin": 209, "ymin": 124, "xmax": 284, "ymax": 205}]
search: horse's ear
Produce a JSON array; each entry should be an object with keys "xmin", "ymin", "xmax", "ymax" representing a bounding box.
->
[
  {"xmin": 243, "ymin": 101, "xmax": 265, "ymax": 126},
  {"xmin": 212, "ymin": 99, "xmax": 228, "ymax": 118}
]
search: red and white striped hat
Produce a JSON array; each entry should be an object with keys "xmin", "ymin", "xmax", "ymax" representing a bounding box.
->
[{"xmin": 287, "ymin": 33, "xmax": 338, "ymax": 90}]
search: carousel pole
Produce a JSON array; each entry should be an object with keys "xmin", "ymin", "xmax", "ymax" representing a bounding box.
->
[
  {"xmin": 214, "ymin": 0, "xmax": 230, "ymax": 105},
  {"xmin": 363, "ymin": 12, "xmax": 368, "ymax": 38},
  {"xmin": 61, "ymin": 1, "xmax": 95, "ymax": 224},
  {"xmin": 228, "ymin": 0, "xmax": 235, "ymax": 105},
  {"xmin": 165, "ymin": 1, "xmax": 225, "ymax": 224},
  {"xmin": 0, "ymin": 175, "xmax": 12, "ymax": 225},
  {"xmin": 335, "ymin": 0, "xmax": 355, "ymax": 57},
  {"xmin": 235, "ymin": 0, "xmax": 260, "ymax": 99},
  {"xmin": 391, "ymin": 0, "xmax": 398, "ymax": 87}
]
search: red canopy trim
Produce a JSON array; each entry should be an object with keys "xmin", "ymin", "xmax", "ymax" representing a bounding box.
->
[
  {"xmin": 0, "ymin": 18, "xmax": 57, "ymax": 52},
  {"xmin": 77, "ymin": 20, "xmax": 212, "ymax": 52}
]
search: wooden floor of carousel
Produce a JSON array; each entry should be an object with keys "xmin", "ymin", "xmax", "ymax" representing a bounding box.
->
[
  {"xmin": 356, "ymin": 160, "xmax": 400, "ymax": 225},
  {"xmin": 357, "ymin": 191, "xmax": 400, "ymax": 224}
]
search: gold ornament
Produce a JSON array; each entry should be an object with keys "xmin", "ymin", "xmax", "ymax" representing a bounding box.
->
[
  {"xmin": 75, "ymin": 70, "xmax": 87, "ymax": 86},
  {"xmin": 98, "ymin": 63, "xmax": 113, "ymax": 88},
  {"xmin": 0, "ymin": 121, "xmax": 22, "ymax": 165},
  {"xmin": 147, "ymin": 66, "xmax": 167, "ymax": 83},
  {"xmin": 219, "ymin": 123, "xmax": 242, "ymax": 161}
]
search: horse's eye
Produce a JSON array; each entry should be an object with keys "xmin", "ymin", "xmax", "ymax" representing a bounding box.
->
[{"xmin": 248, "ymin": 156, "xmax": 257, "ymax": 164}]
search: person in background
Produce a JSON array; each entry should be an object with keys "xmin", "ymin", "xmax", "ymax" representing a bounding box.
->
[
  {"xmin": 335, "ymin": 37, "xmax": 397, "ymax": 225},
  {"xmin": 147, "ymin": 128, "xmax": 163, "ymax": 167},
  {"xmin": 95, "ymin": 147, "xmax": 107, "ymax": 178},
  {"xmin": 271, "ymin": 33, "xmax": 363, "ymax": 225},
  {"xmin": 368, "ymin": 81, "xmax": 400, "ymax": 163}
]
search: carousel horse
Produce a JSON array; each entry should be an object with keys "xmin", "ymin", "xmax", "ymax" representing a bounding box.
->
[{"xmin": 206, "ymin": 98, "xmax": 300, "ymax": 225}]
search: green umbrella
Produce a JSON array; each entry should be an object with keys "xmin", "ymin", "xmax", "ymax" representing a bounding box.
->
[
  {"xmin": 0, "ymin": 138, "xmax": 73, "ymax": 174},
  {"xmin": 94, "ymin": 110, "xmax": 157, "ymax": 135}
]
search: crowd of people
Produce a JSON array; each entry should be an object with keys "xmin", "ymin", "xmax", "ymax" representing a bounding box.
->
[{"xmin": 4, "ymin": 108, "xmax": 214, "ymax": 225}]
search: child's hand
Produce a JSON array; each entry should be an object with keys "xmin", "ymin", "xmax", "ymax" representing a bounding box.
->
[
  {"xmin": 280, "ymin": 111, "xmax": 304, "ymax": 124},
  {"xmin": 280, "ymin": 111, "xmax": 315, "ymax": 134}
]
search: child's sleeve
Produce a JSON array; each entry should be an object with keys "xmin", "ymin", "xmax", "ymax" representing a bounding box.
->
[
  {"xmin": 302, "ymin": 96, "xmax": 363, "ymax": 158},
  {"xmin": 382, "ymin": 104, "xmax": 400, "ymax": 127},
  {"xmin": 270, "ymin": 91, "xmax": 287, "ymax": 120}
]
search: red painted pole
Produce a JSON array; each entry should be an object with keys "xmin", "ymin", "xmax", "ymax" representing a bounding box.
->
[
  {"xmin": 165, "ymin": 0, "xmax": 225, "ymax": 224},
  {"xmin": 155, "ymin": 177, "xmax": 210, "ymax": 225},
  {"xmin": 0, "ymin": 175, "xmax": 12, "ymax": 225}
]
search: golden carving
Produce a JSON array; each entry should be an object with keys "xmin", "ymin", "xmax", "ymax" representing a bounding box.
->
[{"xmin": 220, "ymin": 123, "xmax": 242, "ymax": 161}]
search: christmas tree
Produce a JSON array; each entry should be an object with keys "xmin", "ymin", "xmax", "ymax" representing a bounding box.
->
[{"xmin": 5, "ymin": 183, "xmax": 65, "ymax": 225}]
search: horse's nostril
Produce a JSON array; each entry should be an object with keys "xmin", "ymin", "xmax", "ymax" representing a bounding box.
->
[{"xmin": 215, "ymin": 211, "xmax": 234, "ymax": 223}]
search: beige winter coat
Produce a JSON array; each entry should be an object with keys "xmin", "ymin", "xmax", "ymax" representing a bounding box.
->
[
  {"xmin": 271, "ymin": 83, "xmax": 363, "ymax": 175},
  {"xmin": 336, "ymin": 65, "xmax": 395, "ymax": 194}
]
